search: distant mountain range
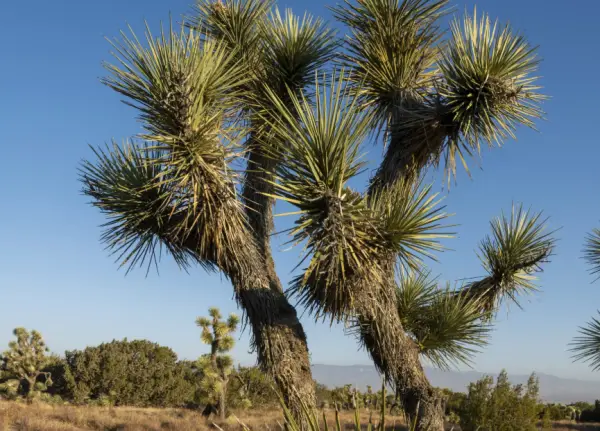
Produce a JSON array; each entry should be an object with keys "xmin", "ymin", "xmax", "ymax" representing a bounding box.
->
[{"xmin": 311, "ymin": 364, "xmax": 600, "ymax": 403}]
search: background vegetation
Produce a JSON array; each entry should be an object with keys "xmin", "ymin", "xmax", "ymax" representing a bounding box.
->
[{"xmin": 2, "ymin": 326, "xmax": 600, "ymax": 430}]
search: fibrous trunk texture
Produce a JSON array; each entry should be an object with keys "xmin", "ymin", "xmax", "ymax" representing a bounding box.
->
[
  {"xmin": 234, "ymin": 272, "xmax": 315, "ymax": 426},
  {"xmin": 241, "ymin": 132, "xmax": 316, "ymax": 424},
  {"xmin": 353, "ymin": 276, "xmax": 445, "ymax": 431},
  {"xmin": 354, "ymin": 121, "xmax": 450, "ymax": 430},
  {"xmin": 241, "ymin": 135, "xmax": 283, "ymax": 292},
  {"xmin": 169, "ymin": 207, "xmax": 313, "ymax": 425},
  {"xmin": 370, "ymin": 113, "xmax": 450, "ymax": 192}
]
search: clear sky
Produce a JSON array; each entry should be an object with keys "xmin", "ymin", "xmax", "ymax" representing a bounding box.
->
[{"xmin": 1, "ymin": 0, "xmax": 599, "ymax": 381}]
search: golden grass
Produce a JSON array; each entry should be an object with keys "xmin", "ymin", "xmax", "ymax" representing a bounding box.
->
[
  {"xmin": 0, "ymin": 401, "xmax": 408, "ymax": 431},
  {"xmin": 0, "ymin": 401, "xmax": 599, "ymax": 431}
]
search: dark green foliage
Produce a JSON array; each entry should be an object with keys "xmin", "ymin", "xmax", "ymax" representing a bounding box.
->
[
  {"xmin": 540, "ymin": 403, "xmax": 574, "ymax": 421},
  {"xmin": 461, "ymin": 206, "xmax": 555, "ymax": 317},
  {"xmin": 570, "ymin": 401, "xmax": 593, "ymax": 415},
  {"xmin": 0, "ymin": 328, "xmax": 53, "ymax": 399},
  {"xmin": 395, "ymin": 272, "xmax": 491, "ymax": 369},
  {"xmin": 41, "ymin": 355, "xmax": 75, "ymax": 400},
  {"xmin": 571, "ymin": 227, "xmax": 600, "ymax": 369},
  {"xmin": 227, "ymin": 366, "xmax": 278, "ymax": 408},
  {"xmin": 439, "ymin": 387, "xmax": 466, "ymax": 423},
  {"xmin": 541, "ymin": 407, "xmax": 552, "ymax": 430},
  {"xmin": 584, "ymin": 228, "xmax": 600, "ymax": 278},
  {"xmin": 64, "ymin": 339, "xmax": 195, "ymax": 407},
  {"xmin": 578, "ymin": 400, "xmax": 600, "ymax": 422},
  {"xmin": 459, "ymin": 370, "xmax": 540, "ymax": 431}
]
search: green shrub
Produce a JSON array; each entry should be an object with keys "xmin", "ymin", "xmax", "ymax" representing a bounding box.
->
[
  {"xmin": 65, "ymin": 339, "xmax": 195, "ymax": 407},
  {"xmin": 459, "ymin": 370, "xmax": 540, "ymax": 431},
  {"xmin": 227, "ymin": 366, "xmax": 277, "ymax": 409}
]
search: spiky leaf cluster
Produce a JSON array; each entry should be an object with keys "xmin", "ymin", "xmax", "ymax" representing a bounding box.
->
[
  {"xmin": 264, "ymin": 72, "xmax": 453, "ymax": 320},
  {"xmin": 260, "ymin": 9, "xmax": 336, "ymax": 94},
  {"xmin": 188, "ymin": 0, "xmax": 336, "ymax": 111},
  {"xmin": 81, "ymin": 26, "xmax": 253, "ymax": 274},
  {"xmin": 569, "ymin": 226, "xmax": 600, "ymax": 369},
  {"xmin": 368, "ymin": 177, "xmax": 453, "ymax": 270},
  {"xmin": 188, "ymin": 0, "xmax": 273, "ymax": 60},
  {"xmin": 461, "ymin": 205, "xmax": 555, "ymax": 315},
  {"xmin": 334, "ymin": 0, "xmax": 545, "ymax": 180},
  {"xmin": 333, "ymin": 0, "xmax": 447, "ymax": 128},
  {"xmin": 439, "ymin": 9, "xmax": 544, "ymax": 149},
  {"xmin": 263, "ymin": 72, "xmax": 379, "ymax": 320},
  {"xmin": 584, "ymin": 228, "xmax": 600, "ymax": 279},
  {"xmin": 571, "ymin": 313, "xmax": 600, "ymax": 371},
  {"xmin": 396, "ymin": 272, "xmax": 491, "ymax": 369}
]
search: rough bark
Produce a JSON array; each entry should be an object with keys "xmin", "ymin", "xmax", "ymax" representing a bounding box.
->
[
  {"xmin": 234, "ymin": 273, "xmax": 315, "ymax": 425},
  {"xmin": 353, "ymin": 276, "xmax": 445, "ymax": 431},
  {"xmin": 241, "ymin": 134, "xmax": 283, "ymax": 292},
  {"xmin": 240, "ymin": 127, "xmax": 317, "ymax": 424},
  {"xmin": 355, "ymin": 114, "xmax": 453, "ymax": 430},
  {"xmin": 369, "ymin": 109, "xmax": 452, "ymax": 193}
]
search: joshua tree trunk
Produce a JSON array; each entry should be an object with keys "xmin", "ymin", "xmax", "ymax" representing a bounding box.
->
[
  {"xmin": 25, "ymin": 376, "xmax": 37, "ymax": 398},
  {"xmin": 358, "ymin": 127, "xmax": 450, "ymax": 430},
  {"xmin": 241, "ymin": 131, "xmax": 317, "ymax": 423},
  {"xmin": 242, "ymin": 133, "xmax": 283, "ymax": 292},
  {"xmin": 232, "ymin": 259, "xmax": 315, "ymax": 426},
  {"xmin": 353, "ymin": 275, "xmax": 445, "ymax": 431},
  {"xmin": 219, "ymin": 378, "xmax": 227, "ymax": 420}
]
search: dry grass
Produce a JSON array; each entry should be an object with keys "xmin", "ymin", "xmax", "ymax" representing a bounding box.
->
[
  {"xmin": 0, "ymin": 402, "xmax": 599, "ymax": 431},
  {"xmin": 0, "ymin": 401, "xmax": 408, "ymax": 431}
]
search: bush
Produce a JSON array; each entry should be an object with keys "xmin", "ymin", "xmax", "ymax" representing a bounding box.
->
[
  {"xmin": 64, "ymin": 339, "xmax": 195, "ymax": 407},
  {"xmin": 227, "ymin": 366, "xmax": 277, "ymax": 409},
  {"xmin": 580, "ymin": 400, "xmax": 600, "ymax": 422},
  {"xmin": 459, "ymin": 370, "xmax": 540, "ymax": 431}
]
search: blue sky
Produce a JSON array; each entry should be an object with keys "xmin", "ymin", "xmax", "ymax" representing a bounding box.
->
[{"xmin": 1, "ymin": 0, "xmax": 599, "ymax": 381}]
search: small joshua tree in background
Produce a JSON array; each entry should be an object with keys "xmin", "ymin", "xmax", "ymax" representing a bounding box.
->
[
  {"xmin": 196, "ymin": 307, "xmax": 240, "ymax": 419},
  {"xmin": 0, "ymin": 328, "xmax": 52, "ymax": 399}
]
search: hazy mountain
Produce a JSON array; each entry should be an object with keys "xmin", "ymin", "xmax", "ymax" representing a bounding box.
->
[{"xmin": 311, "ymin": 364, "xmax": 600, "ymax": 403}]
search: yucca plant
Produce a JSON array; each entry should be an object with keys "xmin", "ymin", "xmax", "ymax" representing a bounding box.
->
[
  {"xmin": 570, "ymin": 228, "xmax": 600, "ymax": 370},
  {"xmin": 80, "ymin": 1, "xmax": 553, "ymax": 430}
]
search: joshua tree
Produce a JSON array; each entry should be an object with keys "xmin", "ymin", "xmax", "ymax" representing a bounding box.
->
[
  {"xmin": 196, "ymin": 307, "xmax": 239, "ymax": 419},
  {"xmin": 80, "ymin": 0, "xmax": 554, "ymax": 428},
  {"xmin": 0, "ymin": 328, "xmax": 52, "ymax": 398},
  {"xmin": 80, "ymin": 1, "xmax": 335, "ymax": 422},
  {"xmin": 570, "ymin": 228, "xmax": 600, "ymax": 369}
]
